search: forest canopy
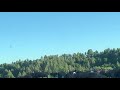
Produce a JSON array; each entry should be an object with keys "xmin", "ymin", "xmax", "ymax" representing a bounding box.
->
[{"xmin": 1, "ymin": 48, "xmax": 120, "ymax": 78}]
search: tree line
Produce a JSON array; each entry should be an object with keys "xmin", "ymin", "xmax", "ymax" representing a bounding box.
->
[{"xmin": 1, "ymin": 48, "xmax": 120, "ymax": 78}]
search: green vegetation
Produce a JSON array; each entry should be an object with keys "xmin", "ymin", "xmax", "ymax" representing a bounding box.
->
[{"xmin": 1, "ymin": 48, "xmax": 120, "ymax": 78}]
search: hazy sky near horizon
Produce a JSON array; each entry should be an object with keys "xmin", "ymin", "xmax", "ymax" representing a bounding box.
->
[{"xmin": 0, "ymin": 12, "xmax": 120, "ymax": 64}]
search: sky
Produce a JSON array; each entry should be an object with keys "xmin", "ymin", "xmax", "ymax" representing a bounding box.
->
[{"xmin": 0, "ymin": 12, "xmax": 120, "ymax": 64}]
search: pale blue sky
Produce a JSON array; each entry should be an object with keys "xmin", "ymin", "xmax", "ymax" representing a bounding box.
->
[{"xmin": 0, "ymin": 12, "xmax": 120, "ymax": 64}]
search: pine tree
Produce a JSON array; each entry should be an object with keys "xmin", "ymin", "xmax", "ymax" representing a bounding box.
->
[
  {"xmin": 5, "ymin": 70, "xmax": 15, "ymax": 78},
  {"xmin": 21, "ymin": 71, "xmax": 26, "ymax": 77},
  {"xmin": 116, "ymin": 61, "xmax": 120, "ymax": 68},
  {"xmin": 18, "ymin": 72, "xmax": 22, "ymax": 77}
]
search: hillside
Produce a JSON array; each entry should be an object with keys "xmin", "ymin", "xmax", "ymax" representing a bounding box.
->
[{"xmin": 1, "ymin": 48, "xmax": 120, "ymax": 78}]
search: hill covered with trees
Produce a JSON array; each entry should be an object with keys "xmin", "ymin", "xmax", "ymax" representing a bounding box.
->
[{"xmin": 1, "ymin": 48, "xmax": 120, "ymax": 78}]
